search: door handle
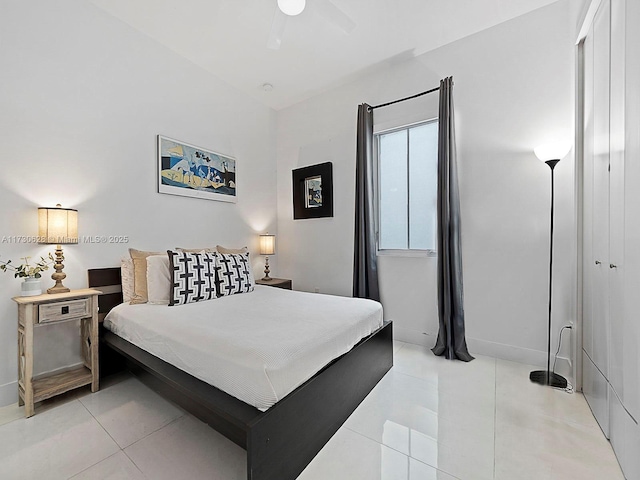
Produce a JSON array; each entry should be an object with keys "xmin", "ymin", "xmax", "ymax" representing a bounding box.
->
[
  {"xmin": 610, "ymin": 264, "xmax": 617, "ymax": 269},
  {"xmin": 595, "ymin": 260, "xmax": 601, "ymax": 265}
]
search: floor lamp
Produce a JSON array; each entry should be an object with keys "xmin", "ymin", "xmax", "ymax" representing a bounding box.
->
[{"xmin": 530, "ymin": 142, "xmax": 571, "ymax": 388}]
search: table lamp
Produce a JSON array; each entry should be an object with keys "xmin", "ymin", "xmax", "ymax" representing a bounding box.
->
[
  {"xmin": 38, "ymin": 204, "xmax": 78, "ymax": 294},
  {"xmin": 259, "ymin": 234, "xmax": 276, "ymax": 281}
]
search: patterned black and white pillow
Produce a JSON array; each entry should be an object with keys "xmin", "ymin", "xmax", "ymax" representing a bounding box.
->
[
  {"xmin": 167, "ymin": 250, "xmax": 218, "ymax": 306},
  {"xmin": 215, "ymin": 252, "xmax": 254, "ymax": 297}
]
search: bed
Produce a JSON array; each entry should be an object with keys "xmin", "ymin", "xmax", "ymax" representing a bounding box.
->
[{"xmin": 90, "ymin": 267, "xmax": 393, "ymax": 480}]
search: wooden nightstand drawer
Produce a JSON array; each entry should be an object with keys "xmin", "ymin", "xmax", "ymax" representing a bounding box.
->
[{"xmin": 38, "ymin": 298, "xmax": 91, "ymax": 324}]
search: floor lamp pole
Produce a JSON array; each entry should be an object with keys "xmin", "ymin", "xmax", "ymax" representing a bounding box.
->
[{"xmin": 530, "ymin": 159, "xmax": 568, "ymax": 388}]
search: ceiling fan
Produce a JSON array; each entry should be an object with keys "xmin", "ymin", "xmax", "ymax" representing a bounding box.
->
[{"xmin": 267, "ymin": 0, "xmax": 356, "ymax": 50}]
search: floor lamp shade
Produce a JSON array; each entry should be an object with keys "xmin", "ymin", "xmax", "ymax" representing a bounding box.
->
[
  {"xmin": 278, "ymin": 0, "xmax": 305, "ymax": 16},
  {"xmin": 534, "ymin": 142, "xmax": 571, "ymax": 162},
  {"xmin": 38, "ymin": 204, "xmax": 78, "ymax": 294}
]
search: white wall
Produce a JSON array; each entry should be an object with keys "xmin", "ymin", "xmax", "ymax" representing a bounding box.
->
[
  {"xmin": 0, "ymin": 0, "xmax": 277, "ymax": 406},
  {"xmin": 276, "ymin": 1, "xmax": 580, "ymax": 372}
]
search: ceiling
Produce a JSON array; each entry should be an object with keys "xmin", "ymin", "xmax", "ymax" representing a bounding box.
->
[{"xmin": 90, "ymin": 0, "xmax": 559, "ymax": 110}]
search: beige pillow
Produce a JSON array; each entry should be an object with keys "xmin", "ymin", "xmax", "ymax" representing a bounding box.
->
[
  {"xmin": 216, "ymin": 245, "xmax": 248, "ymax": 254},
  {"xmin": 176, "ymin": 247, "xmax": 216, "ymax": 253},
  {"xmin": 121, "ymin": 257, "xmax": 135, "ymax": 303},
  {"xmin": 129, "ymin": 248, "xmax": 163, "ymax": 304}
]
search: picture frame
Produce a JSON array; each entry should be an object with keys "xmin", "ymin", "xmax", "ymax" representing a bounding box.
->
[
  {"xmin": 292, "ymin": 162, "xmax": 333, "ymax": 219},
  {"xmin": 157, "ymin": 135, "xmax": 237, "ymax": 203}
]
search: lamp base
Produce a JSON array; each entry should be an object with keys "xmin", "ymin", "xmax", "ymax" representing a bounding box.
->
[
  {"xmin": 262, "ymin": 255, "xmax": 272, "ymax": 281},
  {"xmin": 47, "ymin": 285, "xmax": 70, "ymax": 294},
  {"xmin": 529, "ymin": 370, "xmax": 568, "ymax": 388},
  {"xmin": 47, "ymin": 244, "xmax": 70, "ymax": 294}
]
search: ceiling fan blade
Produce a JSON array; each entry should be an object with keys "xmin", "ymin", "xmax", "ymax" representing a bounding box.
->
[
  {"xmin": 267, "ymin": 8, "xmax": 287, "ymax": 50},
  {"xmin": 316, "ymin": 0, "xmax": 356, "ymax": 34}
]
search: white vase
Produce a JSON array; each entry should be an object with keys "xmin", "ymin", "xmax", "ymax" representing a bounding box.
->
[{"xmin": 21, "ymin": 277, "xmax": 42, "ymax": 296}]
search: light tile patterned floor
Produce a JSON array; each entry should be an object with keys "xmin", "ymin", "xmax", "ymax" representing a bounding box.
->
[{"xmin": 0, "ymin": 342, "xmax": 625, "ymax": 479}]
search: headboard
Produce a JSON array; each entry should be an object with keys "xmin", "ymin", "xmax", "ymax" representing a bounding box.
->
[{"xmin": 88, "ymin": 267, "xmax": 123, "ymax": 321}]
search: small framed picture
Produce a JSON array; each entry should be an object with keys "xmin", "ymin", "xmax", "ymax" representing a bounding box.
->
[{"xmin": 292, "ymin": 162, "xmax": 333, "ymax": 219}]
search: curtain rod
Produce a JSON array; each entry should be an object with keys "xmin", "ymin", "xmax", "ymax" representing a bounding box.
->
[{"xmin": 369, "ymin": 86, "xmax": 440, "ymax": 111}]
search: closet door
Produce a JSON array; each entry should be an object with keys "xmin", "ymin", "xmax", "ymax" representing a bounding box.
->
[
  {"xmin": 619, "ymin": 4, "xmax": 640, "ymax": 476},
  {"xmin": 581, "ymin": 25, "xmax": 595, "ymax": 380},
  {"xmin": 622, "ymin": 0, "xmax": 640, "ymax": 427},
  {"xmin": 590, "ymin": 0, "xmax": 610, "ymax": 379},
  {"xmin": 583, "ymin": 0, "xmax": 611, "ymax": 436},
  {"xmin": 608, "ymin": 0, "xmax": 625, "ymax": 402}
]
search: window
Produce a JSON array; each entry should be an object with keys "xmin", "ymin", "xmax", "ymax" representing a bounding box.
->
[{"xmin": 376, "ymin": 120, "xmax": 438, "ymax": 252}]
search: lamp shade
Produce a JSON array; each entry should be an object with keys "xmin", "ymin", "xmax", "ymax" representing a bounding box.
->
[
  {"xmin": 38, "ymin": 204, "xmax": 78, "ymax": 244},
  {"xmin": 278, "ymin": 0, "xmax": 305, "ymax": 16},
  {"xmin": 534, "ymin": 142, "xmax": 572, "ymax": 162},
  {"xmin": 259, "ymin": 234, "xmax": 276, "ymax": 255}
]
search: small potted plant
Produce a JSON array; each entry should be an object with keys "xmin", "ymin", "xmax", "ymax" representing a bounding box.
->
[{"xmin": 0, "ymin": 254, "xmax": 55, "ymax": 296}]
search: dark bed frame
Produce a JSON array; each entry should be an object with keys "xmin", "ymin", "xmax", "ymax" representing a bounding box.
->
[{"xmin": 89, "ymin": 267, "xmax": 393, "ymax": 480}]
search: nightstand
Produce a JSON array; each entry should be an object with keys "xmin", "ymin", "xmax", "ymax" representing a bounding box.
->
[
  {"xmin": 12, "ymin": 288, "xmax": 101, "ymax": 417},
  {"xmin": 255, "ymin": 277, "xmax": 292, "ymax": 290}
]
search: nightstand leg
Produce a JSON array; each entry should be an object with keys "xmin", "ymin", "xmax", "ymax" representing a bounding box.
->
[
  {"xmin": 23, "ymin": 306, "xmax": 35, "ymax": 417},
  {"xmin": 17, "ymin": 327, "xmax": 24, "ymax": 408},
  {"xmin": 25, "ymin": 400, "xmax": 34, "ymax": 418},
  {"xmin": 90, "ymin": 297, "xmax": 99, "ymax": 392}
]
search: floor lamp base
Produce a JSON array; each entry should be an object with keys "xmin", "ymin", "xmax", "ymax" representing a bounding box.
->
[{"xmin": 529, "ymin": 370, "xmax": 568, "ymax": 388}]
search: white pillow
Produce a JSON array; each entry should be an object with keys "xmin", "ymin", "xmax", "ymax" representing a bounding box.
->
[
  {"xmin": 121, "ymin": 257, "xmax": 134, "ymax": 303},
  {"xmin": 146, "ymin": 254, "xmax": 171, "ymax": 305}
]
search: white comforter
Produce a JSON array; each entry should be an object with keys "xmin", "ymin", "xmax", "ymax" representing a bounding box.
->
[{"xmin": 104, "ymin": 286, "xmax": 383, "ymax": 411}]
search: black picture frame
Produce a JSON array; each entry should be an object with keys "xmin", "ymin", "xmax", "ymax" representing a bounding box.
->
[{"xmin": 292, "ymin": 162, "xmax": 333, "ymax": 219}]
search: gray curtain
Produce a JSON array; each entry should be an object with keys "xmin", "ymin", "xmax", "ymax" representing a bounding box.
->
[
  {"xmin": 432, "ymin": 77, "xmax": 474, "ymax": 362},
  {"xmin": 353, "ymin": 104, "xmax": 380, "ymax": 301}
]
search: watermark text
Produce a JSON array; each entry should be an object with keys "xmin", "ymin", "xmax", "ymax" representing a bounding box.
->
[{"xmin": 1, "ymin": 235, "xmax": 129, "ymax": 244}]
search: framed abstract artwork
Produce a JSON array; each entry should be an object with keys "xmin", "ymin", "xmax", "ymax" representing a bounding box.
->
[
  {"xmin": 157, "ymin": 135, "xmax": 237, "ymax": 203},
  {"xmin": 292, "ymin": 162, "xmax": 333, "ymax": 219}
]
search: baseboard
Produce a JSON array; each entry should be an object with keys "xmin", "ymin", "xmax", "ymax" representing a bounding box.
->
[
  {"xmin": 0, "ymin": 381, "xmax": 18, "ymax": 408},
  {"xmin": 393, "ymin": 326, "xmax": 434, "ymax": 347},
  {"xmin": 466, "ymin": 336, "xmax": 548, "ymax": 366},
  {"xmin": 395, "ymin": 328, "xmax": 573, "ymax": 381},
  {"xmin": 467, "ymin": 336, "xmax": 573, "ymax": 380}
]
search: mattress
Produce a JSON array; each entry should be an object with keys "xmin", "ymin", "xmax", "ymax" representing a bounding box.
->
[{"xmin": 104, "ymin": 285, "xmax": 383, "ymax": 411}]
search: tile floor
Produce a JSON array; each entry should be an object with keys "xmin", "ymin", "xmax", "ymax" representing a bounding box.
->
[{"xmin": 0, "ymin": 341, "xmax": 625, "ymax": 479}]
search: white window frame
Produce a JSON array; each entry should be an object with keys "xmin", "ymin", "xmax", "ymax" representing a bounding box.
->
[{"xmin": 374, "ymin": 118, "xmax": 438, "ymax": 258}]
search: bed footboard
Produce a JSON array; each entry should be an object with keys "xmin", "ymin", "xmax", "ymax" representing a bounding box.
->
[
  {"xmin": 102, "ymin": 321, "xmax": 392, "ymax": 479},
  {"xmin": 247, "ymin": 320, "xmax": 393, "ymax": 480}
]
